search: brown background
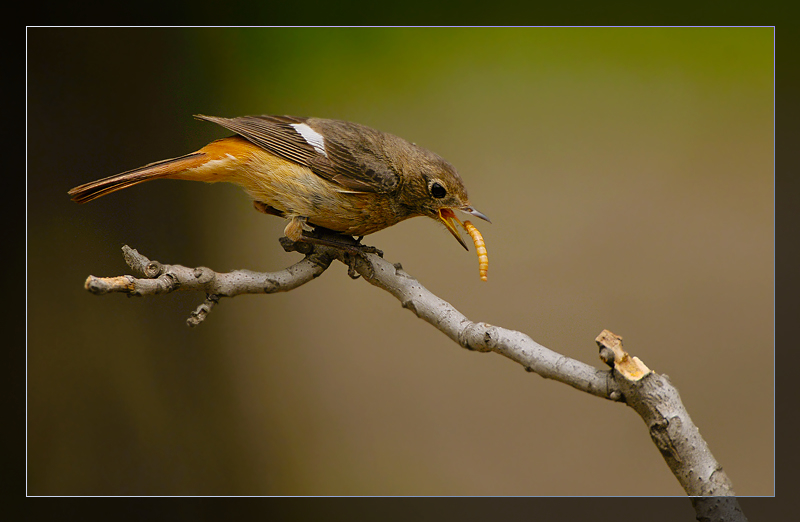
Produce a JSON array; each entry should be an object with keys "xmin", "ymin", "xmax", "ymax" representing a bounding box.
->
[{"xmin": 27, "ymin": 28, "xmax": 773, "ymax": 497}]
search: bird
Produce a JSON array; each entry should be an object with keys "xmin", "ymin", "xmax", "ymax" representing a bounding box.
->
[{"xmin": 68, "ymin": 114, "xmax": 490, "ymax": 253}]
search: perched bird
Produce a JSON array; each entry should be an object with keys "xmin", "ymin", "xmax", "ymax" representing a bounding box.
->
[{"xmin": 68, "ymin": 114, "xmax": 490, "ymax": 256}]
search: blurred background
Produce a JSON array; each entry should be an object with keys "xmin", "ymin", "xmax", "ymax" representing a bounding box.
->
[{"xmin": 27, "ymin": 28, "xmax": 773, "ymax": 496}]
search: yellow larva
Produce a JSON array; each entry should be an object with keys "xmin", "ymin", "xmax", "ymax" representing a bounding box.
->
[{"xmin": 463, "ymin": 220, "xmax": 488, "ymax": 282}]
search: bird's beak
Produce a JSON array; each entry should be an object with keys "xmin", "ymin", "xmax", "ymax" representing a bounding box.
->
[
  {"xmin": 460, "ymin": 205, "xmax": 492, "ymax": 224},
  {"xmin": 438, "ymin": 206, "xmax": 491, "ymax": 250},
  {"xmin": 438, "ymin": 208, "xmax": 469, "ymax": 250}
]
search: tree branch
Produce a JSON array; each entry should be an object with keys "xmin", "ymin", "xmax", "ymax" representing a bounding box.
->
[
  {"xmin": 84, "ymin": 243, "xmax": 334, "ymax": 326},
  {"xmin": 81, "ymin": 241, "xmax": 748, "ymax": 520}
]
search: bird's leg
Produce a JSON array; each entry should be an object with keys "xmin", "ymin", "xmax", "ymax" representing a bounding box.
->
[
  {"xmin": 287, "ymin": 224, "xmax": 383, "ymax": 258},
  {"xmin": 257, "ymin": 206, "xmax": 381, "ymax": 257},
  {"xmin": 280, "ymin": 223, "xmax": 382, "ymax": 280}
]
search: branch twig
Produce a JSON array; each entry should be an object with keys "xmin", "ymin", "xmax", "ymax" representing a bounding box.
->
[
  {"xmin": 84, "ymin": 243, "xmax": 334, "ymax": 326},
  {"xmin": 82, "ymin": 241, "xmax": 748, "ymax": 520}
]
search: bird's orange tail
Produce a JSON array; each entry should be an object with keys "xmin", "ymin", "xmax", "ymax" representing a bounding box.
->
[{"xmin": 67, "ymin": 152, "xmax": 210, "ymax": 204}]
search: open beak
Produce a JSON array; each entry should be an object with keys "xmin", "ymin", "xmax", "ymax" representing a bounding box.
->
[
  {"xmin": 438, "ymin": 206, "xmax": 491, "ymax": 250},
  {"xmin": 438, "ymin": 208, "xmax": 469, "ymax": 250}
]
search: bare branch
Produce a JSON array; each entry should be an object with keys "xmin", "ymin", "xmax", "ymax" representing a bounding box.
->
[
  {"xmin": 84, "ymin": 244, "xmax": 334, "ymax": 326},
  {"xmin": 341, "ymin": 248, "xmax": 621, "ymax": 401},
  {"xmin": 79, "ymin": 242, "xmax": 748, "ymax": 518}
]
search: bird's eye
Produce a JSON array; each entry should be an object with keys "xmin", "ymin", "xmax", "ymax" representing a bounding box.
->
[{"xmin": 430, "ymin": 181, "xmax": 447, "ymax": 199}]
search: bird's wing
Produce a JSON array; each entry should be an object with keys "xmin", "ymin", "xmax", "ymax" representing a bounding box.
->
[{"xmin": 194, "ymin": 114, "xmax": 401, "ymax": 193}]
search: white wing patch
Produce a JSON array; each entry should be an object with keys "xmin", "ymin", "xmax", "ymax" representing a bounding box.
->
[{"xmin": 290, "ymin": 123, "xmax": 328, "ymax": 157}]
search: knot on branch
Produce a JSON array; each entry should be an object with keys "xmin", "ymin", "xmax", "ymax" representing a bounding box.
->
[
  {"xmin": 650, "ymin": 417, "xmax": 681, "ymax": 462},
  {"xmin": 191, "ymin": 267, "xmax": 215, "ymax": 285},
  {"xmin": 143, "ymin": 260, "xmax": 163, "ymax": 278},
  {"xmin": 459, "ymin": 321, "xmax": 494, "ymax": 352}
]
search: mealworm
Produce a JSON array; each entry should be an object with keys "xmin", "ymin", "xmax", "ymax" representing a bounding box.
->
[{"xmin": 463, "ymin": 220, "xmax": 488, "ymax": 282}]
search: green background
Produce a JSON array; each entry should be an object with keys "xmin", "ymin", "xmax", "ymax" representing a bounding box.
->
[{"xmin": 27, "ymin": 28, "xmax": 773, "ymax": 496}]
